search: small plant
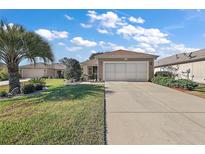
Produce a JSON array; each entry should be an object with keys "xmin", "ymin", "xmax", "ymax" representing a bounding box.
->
[
  {"xmin": 34, "ymin": 83, "xmax": 43, "ymax": 91},
  {"xmin": 29, "ymin": 77, "xmax": 46, "ymax": 86},
  {"xmin": 0, "ymin": 91, "xmax": 7, "ymax": 97},
  {"xmin": 22, "ymin": 84, "xmax": 35, "ymax": 94}
]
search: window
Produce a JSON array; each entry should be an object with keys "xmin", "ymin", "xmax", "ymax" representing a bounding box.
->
[{"xmin": 88, "ymin": 67, "xmax": 92, "ymax": 75}]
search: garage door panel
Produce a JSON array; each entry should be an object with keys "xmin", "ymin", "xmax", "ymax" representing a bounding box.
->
[
  {"xmin": 23, "ymin": 69, "xmax": 45, "ymax": 78},
  {"xmin": 104, "ymin": 62, "xmax": 148, "ymax": 81},
  {"xmin": 105, "ymin": 72, "xmax": 115, "ymax": 81},
  {"xmin": 115, "ymin": 64, "xmax": 126, "ymax": 80},
  {"xmin": 105, "ymin": 63, "xmax": 115, "ymax": 72}
]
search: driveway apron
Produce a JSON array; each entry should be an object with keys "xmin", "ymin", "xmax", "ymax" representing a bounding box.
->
[{"xmin": 105, "ymin": 82, "xmax": 205, "ymax": 144}]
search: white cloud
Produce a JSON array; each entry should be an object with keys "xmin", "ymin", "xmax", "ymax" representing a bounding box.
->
[
  {"xmin": 99, "ymin": 41, "xmax": 125, "ymax": 51},
  {"xmin": 117, "ymin": 24, "xmax": 170, "ymax": 45},
  {"xmin": 159, "ymin": 43, "xmax": 199, "ymax": 56},
  {"xmin": 58, "ymin": 42, "xmax": 82, "ymax": 52},
  {"xmin": 134, "ymin": 35, "xmax": 170, "ymax": 45},
  {"xmin": 87, "ymin": 10, "xmax": 125, "ymax": 28},
  {"xmin": 138, "ymin": 43, "xmax": 152, "ymax": 48},
  {"xmin": 2, "ymin": 23, "xmax": 14, "ymax": 30},
  {"xmin": 35, "ymin": 29, "xmax": 68, "ymax": 40},
  {"xmin": 71, "ymin": 37, "xmax": 97, "ymax": 47},
  {"xmin": 8, "ymin": 23, "xmax": 14, "ymax": 27},
  {"xmin": 117, "ymin": 24, "xmax": 144, "ymax": 38},
  {"xmin": 128, "ymin": 16, "xmax": 145, "ymax": 24},
  {"xmin": 127, "ymin": 47, "xmax": 145, "ymax": 53},
  {"xmin": 65, "ymin": 46, "xmax": 82, "ymax": 52},
  {"xmin": 58, "ymin": 42, "xmax": 66, "ymax": 46},
  {"xmin": 80, "ymin": 23, "xmax": 92, "ymax": 28},
  {"xmin": 97, "ymin": 29, "xmax": 109, "ymax": 34},
  {"xmin": 91, "ymin": 50, "xmax": 97, "ymax": 53},
  {"xmin": 65, "ymin": 14, "xmax": 73, "ymax": 20}
]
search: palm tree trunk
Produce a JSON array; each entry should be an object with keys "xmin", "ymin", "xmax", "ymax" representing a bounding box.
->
[{"xmin": 7, "ymin": 63, "xmax": 20, "ymax": 93}]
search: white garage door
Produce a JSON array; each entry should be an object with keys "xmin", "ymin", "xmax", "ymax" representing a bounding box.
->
[
  {"xmin": 22, "ymin": 69, "xmax": 45, "ymax": 78},
  {"xmin": 104, "ymin": 62, "xmax": 148, "ymax": 81}
]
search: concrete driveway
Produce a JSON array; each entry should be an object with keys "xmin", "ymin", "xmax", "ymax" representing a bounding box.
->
[
  {"xmin": 105, "ymin": 82, "xmax": 205, "ymax": 144},
  {"xmin": 0, "ymin": 78, "xmax": 30, "ymax": 86}
]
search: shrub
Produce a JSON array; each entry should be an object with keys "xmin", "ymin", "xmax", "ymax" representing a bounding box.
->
[
  {"xmin": 34, "ymin": 83, "xmax": 43, "ymax": 91},
  {"xmin": 59, "ymin": 58, "xmax": 82, "ymax": 81},
  {"xmin": 154, "ymin": 71, "xmax": 174, "ymax": 78},
  {"xmin": 151, "ymin": 76, "xmax": 198, "ymax": 90},
  {"xmin": 152, "ymin": 76, "xmax": 175, "ymax": 87},
  {"xmin": 0, "ymin": 91, "xmax": 7, "ymax": 97},
  {"xmin": 29, "ymin": 77, "xmax": 46, "ymax": 86},
  {"xmin": 176, "ymin": 79, "xmax": 198, "ymax": 90},
  {"xmin": 22, "ymin": 84, "xmax": 35, "ymax": 94}
]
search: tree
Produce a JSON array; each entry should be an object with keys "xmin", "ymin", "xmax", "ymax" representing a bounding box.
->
[
  {"xmin": 59, "ymin": 58, "xmax": 81, "ymax": 81},
  {"xmin": 89, "ymin": 52, "xmax": 104, "ymax": 60},
  {"xmin": 0, "ymin": 21, "xmax": 54, "ymax": 92}
]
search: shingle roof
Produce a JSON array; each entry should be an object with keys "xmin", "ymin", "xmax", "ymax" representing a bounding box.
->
[
  {"xmin": 94, "ymin": 49, "xmax": 158, "ymax": 59},
  {"xmin": 154, "ymin": 49, "xmax": 205, "ymax": 68},
  {"xmin": 81, "ymin": 59, "xmax": 98, "ymax": 66},
  {"xmin": 20, "ymin": 63, "xmax": 65, "ymax": 70}
]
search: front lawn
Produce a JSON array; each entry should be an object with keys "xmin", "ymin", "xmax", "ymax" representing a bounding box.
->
[
  {"xmin": 187, "ymin": 83, "xmax": 205, "ymax": 99},
  {"xmin": 0, "ymin": 79, "xmax": 105, "ymax": 144}
]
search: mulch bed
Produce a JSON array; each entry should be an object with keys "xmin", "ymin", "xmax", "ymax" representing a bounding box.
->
[{"xmin": 172, "ymin": 87, "xmax": 205, "ymax": 99}]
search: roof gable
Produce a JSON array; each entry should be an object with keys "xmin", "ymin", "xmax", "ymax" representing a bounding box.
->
[
  {"xmin": 81, "ymin": 59, "xmax": 98, "ymax": 66},
  {"xmin": 95, "ymin": 49, "xmax": 158, "ymax": 59}
]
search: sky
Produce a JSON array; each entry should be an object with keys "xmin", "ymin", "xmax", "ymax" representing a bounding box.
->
[{"xmin": 0, "ymin": 9, "xmax": 205, "ymax": 65}]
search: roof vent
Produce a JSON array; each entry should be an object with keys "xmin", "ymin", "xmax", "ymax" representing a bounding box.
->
[
  {"xmin": 176, "ymin": 54, "xmax": 179, "ymax": 59},
  {"xmin": 186, "ymin": 52, "xmax": 196, "ymax": 59}
]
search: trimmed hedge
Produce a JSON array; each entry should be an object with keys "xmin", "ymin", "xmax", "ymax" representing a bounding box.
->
[
  {"xmin": 151, "ymin": 76, "xmax": 198, "ymax": 90},
  {"xmin": 154, "ymin": 71, "xmax": 174, "ymax": 78}
]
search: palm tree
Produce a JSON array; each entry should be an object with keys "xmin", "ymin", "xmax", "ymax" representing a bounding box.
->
[{"xmin": 0, "ymin": 21, "xmax": 54, "ymax": 92}]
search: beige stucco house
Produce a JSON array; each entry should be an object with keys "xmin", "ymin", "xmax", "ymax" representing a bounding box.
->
[
  {"xmin": 154, "ymin": 49, "xmax": 205, "ymax": 83},
  {"xmin": 0, "ymin": 63, "xmax": 6, "ymax": 68},
  {"xmin": 81, "ymin": 49, "xmax": 158, "ymax": 82},
  {"xmin": 20, "ymin": 63, "xmax": 65, "ymax": 78}
]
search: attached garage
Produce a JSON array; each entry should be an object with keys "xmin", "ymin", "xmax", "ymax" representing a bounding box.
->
[
  {"xmin": 21, "ymin": 69, "xmax": 45, "ymax": 78},
  {"xmin": 103, "ymin": 61, "xmax": 148, "ymax": 81},
  {"xmin": 81, "ymin": 50, "xmax": 158, "ymax": 82}
]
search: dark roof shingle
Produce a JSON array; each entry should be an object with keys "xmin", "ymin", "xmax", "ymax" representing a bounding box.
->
[{"xmin": 154, "ymin": 49, "xmax": 205, "ymax": 67}]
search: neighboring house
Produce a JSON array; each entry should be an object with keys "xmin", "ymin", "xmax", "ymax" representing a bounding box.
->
[
  {"xmin": 0, "ymin": 62, "xmax": 6, "ymax": 68},
  {"xmin": 154, "ymin": 49, "xmax": 205, "ymax": 83},
  {"xmin": 81, "ymin": 49, "xmax": 158, "ymax": 81},
  {"xmin": 20, "ymin": 63, "xmax": 65, "ymax": 78}
]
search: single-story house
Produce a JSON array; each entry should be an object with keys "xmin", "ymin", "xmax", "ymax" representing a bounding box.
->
[
  {"xmin": 20, "ymin": 63, "xmax": 65, "ymax": 78},
  {"xmin": 0, "ymin": 62, "xmax": 6, "ymax": 68},
  {"xmin": 154, "ymin": 49, "xmax": 205, "ymax": 83},
  {"xmin": 81, "ymin": 49, "xmax": 158, "ymax": 82}
]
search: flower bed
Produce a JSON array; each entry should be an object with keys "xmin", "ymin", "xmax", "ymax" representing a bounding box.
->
[{"xmin": 151, "ymin": 76, "xmax": 198, "ymax": 90}]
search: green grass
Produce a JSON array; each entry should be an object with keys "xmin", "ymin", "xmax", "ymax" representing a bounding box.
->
[
  {"xmin": 0, "ymin": 79, "xmax": 105, "ymax": 144},
  {"xmin": 189, "ymin": 83, "xmax": 205, "ymax": 99},
  {"xmin": 0, "ymin": 84, "xmax": 8, "ymax": 91}
]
